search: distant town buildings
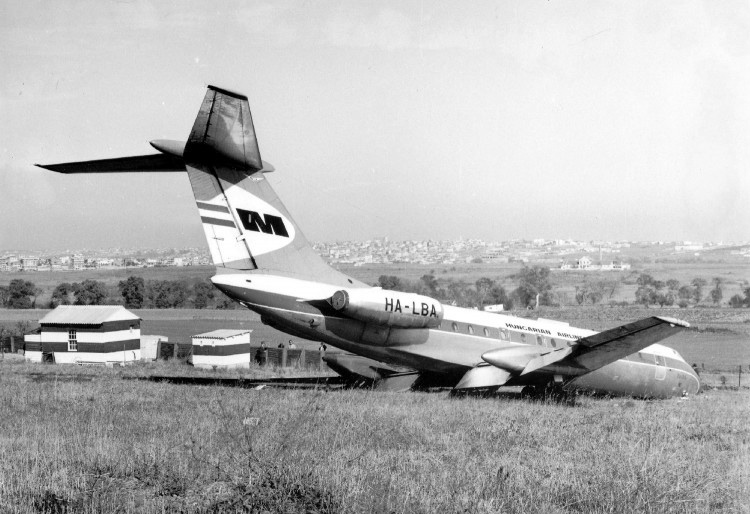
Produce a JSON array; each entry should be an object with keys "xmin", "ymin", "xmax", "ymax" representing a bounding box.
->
[{"xmin": 1, "ymin": 239, "xmax": 748, "ymax": 273}]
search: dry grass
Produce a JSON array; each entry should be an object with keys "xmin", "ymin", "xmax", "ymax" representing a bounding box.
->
[{"xmin": 0, "ymin": 361, "xmax": 748, "ymax": 513}]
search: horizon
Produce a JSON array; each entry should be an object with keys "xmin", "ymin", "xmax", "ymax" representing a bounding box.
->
[{"xmin": 2, "ymin": 236, "xmax": 749, "ymax": 258}]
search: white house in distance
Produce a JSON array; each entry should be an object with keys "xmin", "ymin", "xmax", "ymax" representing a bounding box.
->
[
  {"xmin": 24, "ymin": 305, "xmax": 141, "ymax": 365},
  {"xmin": 190, "ymin": 329, "xmax": 252, "ymax": 369}
]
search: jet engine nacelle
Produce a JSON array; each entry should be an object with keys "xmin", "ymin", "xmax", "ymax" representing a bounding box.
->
[{"xmin": 329, "ymin": 288, "xmax": 443, "ymax": 329}]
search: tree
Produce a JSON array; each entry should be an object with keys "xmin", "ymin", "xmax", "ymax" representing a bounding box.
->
[
  {"xmin": 50, "ymin": 282, "xmax": 73, "ymax": 308},
  {"xmin": 444, "ymin": 279, "xmax": 470, "ymax": 306},
  {"xmin": 575, "ymin": 285, "xmax": 587, "ymax": 305},
  {"xmin": 193, "ymin": 281, "xmax": 215, "ymax": 309},
  {"xmin": 691, "ymin": 278, "xmax": 707, "ymax": 303},
  {"xmin": 0, "ymin": 285, "xmax": 9, "ymax": 307},
  {"xmin": 514, "ymin": 265, "xmax": 552, "ymax": 308},
  {"xmin": 15, "ymin": 320, "xmax": 32, "ymax": 337},
  {"xmin": 635, "ymin": 286, "xmax": 656, "ymax": 307},
  {"xmin": 420, "ymin": 274, "xmax": 438, "ymax": 295},
  {"xmin": 678, "ymin": 285, "xmax": 694, "ymax": 302},
  {"xmin": 666, "ymin": 279, "xmax": 680, "ymax": 292},
  {"xmin": 728, "ymin": 294, "xmax": 745, "ymax": 308},
  {"xmin": 474, "ymin": 277, "xmax": 495, "ymax": 306},
  {"xmin": 710, "ymin": 277, "xmax": 723, "ymax": 305},
  {"xmin": 488, "ymin": 284, "xmax": 512, "ymax": 310},
  {"xmin": 147, "ymin": 280, "xmax": 189, "ymax": 308},
  {"xmin": 7, "ymin": 279, "xmax": 36, "ymax": 309},
  {"xmin": 636, "ymin": 273, "xmax": 654, "ymax": 287},
  {"xmin": 119, "ymin": 276, "xmax": 145, "ymax": 308},
  {"xmin": 378, "ymin": 275, "xmax": 403, "ymax": 291},
  {"xmin": 72, "ymin": 280, "xmax": 108, "ymax": 305}
]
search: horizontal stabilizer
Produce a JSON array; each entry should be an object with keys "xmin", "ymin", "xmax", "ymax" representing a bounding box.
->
[{"xmin": 36, "ymin": 154, "xmax": 185, "ymax": 173}]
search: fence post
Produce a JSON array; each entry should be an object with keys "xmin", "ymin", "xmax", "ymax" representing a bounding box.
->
[
  {"xmin": 173, "ymin": 343, "xmax": 178, "ymax": 359},
  {"xmin": 300, "ymin": 349, "xmax": 305, "ymax": 370},
  {"xmin": 10, "ymin": 336, "xmax": 15, "ymax": 353},
  {"xmin": 282, "ymin": 348, "xmax": 287, "ymax": 368}
]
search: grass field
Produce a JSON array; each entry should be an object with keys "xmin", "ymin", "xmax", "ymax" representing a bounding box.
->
[{"xmin": 0, "ymin": 360, "xmax": 748, "ymax": 513}]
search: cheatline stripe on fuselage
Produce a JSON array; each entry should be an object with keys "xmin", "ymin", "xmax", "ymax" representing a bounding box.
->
[
  {"xmin": 201, "ymin": 216, "xmax": 236, "ymax": 228},
  {"xmin": 196, "ymin": 202, "xmax": 230, "ymax": 213}
]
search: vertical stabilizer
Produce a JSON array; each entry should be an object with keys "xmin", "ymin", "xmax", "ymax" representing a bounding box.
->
[{"xmin": 182, "ymin": 86, "xmax": 359, "ymax": 285}]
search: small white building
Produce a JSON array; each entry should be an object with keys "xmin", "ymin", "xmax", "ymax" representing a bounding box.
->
[
  {"xmin": 24, "ymin": 305, "xmax": 141, "ymax": 365},
  {"xmin": 190, "ymin": 329, "xmax": 252, "ymax": 369}
]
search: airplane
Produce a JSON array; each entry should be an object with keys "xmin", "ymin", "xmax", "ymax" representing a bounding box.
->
[{"xmin": 37, "ymin": 85, "xmax": 701, "ymax": 400}]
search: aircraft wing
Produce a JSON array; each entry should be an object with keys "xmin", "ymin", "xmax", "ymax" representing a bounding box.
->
[{"xmin": 482, "ymin": 316, "xmax": 689, "ymax": 379}]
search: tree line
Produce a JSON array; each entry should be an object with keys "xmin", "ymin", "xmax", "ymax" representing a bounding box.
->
[
  {"xmin": 0, "ymin": 277, "xmax": 236, "ymax": 310},
  {"xmin": 377, "ymin": 265, "xmax": 560, "ymax": 310},
  {"xmin": 2, "ymin": 267, "xmax": 749, "ymax": 311},
  {"xmin": 632, "ymin": 273, "xmax": 750, "ymax": 308}
]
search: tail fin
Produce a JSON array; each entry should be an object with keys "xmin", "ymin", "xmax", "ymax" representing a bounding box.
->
[
  {"xmin": 182, "ymin": 86, "xmax": 351, "ymax": 284},
  {"xmin": 38, "ymin": 85, "xmax": 360, "ymax": 287}
]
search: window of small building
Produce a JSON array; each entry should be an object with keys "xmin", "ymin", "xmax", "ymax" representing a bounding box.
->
[{"xmin": 68, "ymin": 329, "xmax": 77, "ymax": 352}]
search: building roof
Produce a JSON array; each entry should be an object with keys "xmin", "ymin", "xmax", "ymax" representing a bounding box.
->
[
  {"xmin": 39, "ymin": 305, "xmax": 140, "ymax": 325},
  {"xmin": 193, "ymin": 329, "xmax": 252, "ymax": 339}
]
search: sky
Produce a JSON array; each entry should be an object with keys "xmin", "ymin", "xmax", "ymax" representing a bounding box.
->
[{"xmin": 1, "ymin": 0, "xmax": 749, "ymax": 252}]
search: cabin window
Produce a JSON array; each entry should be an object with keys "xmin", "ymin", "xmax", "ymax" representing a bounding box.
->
[
  {"xmin": 550, "ymin": 338, "xmax": 557, "ymax": 348},
  {"xmin": 467, "ymin": 325, "xmax": 474, "ymax": 335},
  {"xmin": 452, "ymin": 322, "xmax": 459, "ymax": 332},
  {"xmin": 129, "ymin": 325, "xmax": 135, "ymax": 334},
  {"xmin": 499, "ymin": 329, "xmax": 509, "ymax": 341},
  {"xmin": 536, "ymin": 335, "xmax": 544, "ymax": 346},
  {"xmin": 520, "ymin": 333, "xmax": 526, "ymax": 343},
  {"xmin": 483, "ymin": 327, "xmax": 490, "ymax": 337},
  {"xmin": 68, "ymin": 329, "xmax": 78, "ymax": 352}
]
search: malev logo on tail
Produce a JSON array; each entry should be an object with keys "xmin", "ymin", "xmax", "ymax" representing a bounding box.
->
[
  {"xmin": 237, "ymin": 209, "xmax": 289, "ymax": 237},
  {"xmin": 227, "ymin": 188, "xmax": 296, "ymax": 256}
]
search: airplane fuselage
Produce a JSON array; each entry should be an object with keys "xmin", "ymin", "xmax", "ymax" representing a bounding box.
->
[{"xmin": 212, "ymin": 272, "xmax": 701, "ymax": 398}]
